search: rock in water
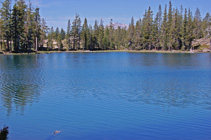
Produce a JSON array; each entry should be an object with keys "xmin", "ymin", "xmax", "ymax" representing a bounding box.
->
[{"xmin": 53, "ymin": 130, "xmax": 62, "ymax": 136}]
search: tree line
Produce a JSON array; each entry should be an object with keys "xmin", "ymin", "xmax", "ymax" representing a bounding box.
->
[
  {"xmin": 0, "ymin": 0, "xmax": 48, "ymax": 52},
  {"xmin": 1, "ymin": 0, "xmax": 211, "ymax": 52},
  {"xmin": 48, "ymin": 1, "xmax": 211, "ymax": 51}
]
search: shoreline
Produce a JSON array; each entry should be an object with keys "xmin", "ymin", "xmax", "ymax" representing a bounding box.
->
[{"xmin": 0, "ymin": 49, "xmax": 210, "ymax": 55}]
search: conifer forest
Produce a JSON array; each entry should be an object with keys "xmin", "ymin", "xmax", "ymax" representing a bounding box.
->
[{"xmin": 0, "ymin": 0, "xmax": 211, "ymax": 53}]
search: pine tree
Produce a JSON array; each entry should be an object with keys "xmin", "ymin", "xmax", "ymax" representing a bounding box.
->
[
  {"xmin": 127, "ymin": 17, "xmax": 135, "ymax": 49},
  {"xmin": 60, "ymin": 28, "xmax": 65, "ymax": 40},
  {"xmin": 193, "ymin": 8, "xmax": 203, "ymax": 39},
  {"xmin": 134, "ymin": 19, "xmax": 142, "ymax": 49},
  {"xmin": 55, "ymin": 27, "xmax": 59, "ymax": 40},
  {"xmin": 71, "ymin": 14, "xmax": 81, "ymax": 50},
  {"xmin": 142, "ymin": 7, "xmax": 153, "ymax": 50},
  {"xmin": 40, "ymin": 18, "xmax": 48, "ymax": 48},
  {"xmin": 0, "ymin": 17, "xmax": 3, "ymax": 51},
  {"xmin": 108, "ymin": 19, "xmax": 115, "ymax": 50},
  {"xmin": 202, "ymin": 13, "xmax": 210, "ymax": 38},
  {"xmin": 81, "ymin": 18, "xmax": 89, "ymax": 50},
  {"xmin": 102, "ymin": 26, "xmax": 110, "ymax": 50},
  {"xmin": 173, "ymin": 8, "xmax": 181, "ymax": 50},
  {"xmin": 47, "ymin": 27, "xmax": 54, "ymax": 50},
  {"xmin": 17, "ymin": 0, "xmax": 27, "ymax": 51},
  {"xmin": 157, "ymin": 5, "xmax": 162, "ymax": 48},
  {"xmin": 57, "ymin": 33, "xmax": 63, "ymax": 50},
  {"xmin": 153, "ymin": 13, "xmax": 159, "ymax": 50},
  {"xmin": 161, "ymin": 5, "xmax": 168, "ymax": 50},
  {"xmin": 10, "ymin": 0, "xmax": 27, "ymax": 52},
  {"xmin": 186, "ymin": 9, "xmax": 194, "ymax": 50},
  {"xmin": 93, "ymin": 20, "xmax": 99, "ymax": 49},
  {"xmin": 33, "ymin": 7, "xmax": 41, "ymax": 51},
  {"xmin": 24, "ymin": 1, "xmax": 34, "ymax": 52},
  {"xmin": 11, "ymin": 2, "xmax": 18, "ymax": 52},
  {"xmin": 202, "ymin": 13, "xmax": 211, "ymax": 50},
  {"xmin": 114, "ymin": 26, "xmax": 123, "ymax": 50},
  {"xmin": 0, "ymin": 0, "xmax": 12, "ymax": 51},
  {"xmin": 182, "ymin": 8, "xmax": 188, "ymax": 50},
  {"xmin": 167, "ymin": 1, "xmax": 173, "ymax": 50},
  {"xmin": 98, "ymin": 19, "xmax": 104, "ymax": 50},
  {"xmin": 66, "ymin": 19, "xmax": 71, "ymax": 50}
]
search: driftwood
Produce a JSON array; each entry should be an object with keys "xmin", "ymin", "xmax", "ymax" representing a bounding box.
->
[{"xmin": 0, "ymin": 126, "xmax": 9, "ymax": 140}]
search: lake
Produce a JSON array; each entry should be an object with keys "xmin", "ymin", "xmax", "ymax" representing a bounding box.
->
[{"xmin": 0, "ymin": 52, "xmax": 211, "ymax": 140}]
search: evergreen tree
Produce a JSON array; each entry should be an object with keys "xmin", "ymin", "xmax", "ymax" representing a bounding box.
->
[
  {"xmin": 161, "ymin": 5, "xmax": 168, "ymax": 50},
  {"xmin": 33, "ymin": 7, "xmax": 41, "ymax": 51},
  {"xmin": 173, "ymin": 8, "xmax": 181, "ymax": 50},
  {"xmin": 24, "ymin": 1, "xmax": 34, "ymax": 51},
  {"xmin": 57, "ymin": 33, "xmax": 63, "ymax": 50},
  {"xmin": 182, "ymin": 8, "xmax": 188, "ymax": 50},
  {"xmin": 60, "ymin": 28, "xmax": 65, "ymax": 40},
  {"xmin": 0, "ymin": 0, "xmax": 12, "ymax": 51},
  {"xmin": 102, "ymin": 26, "xmax": 110, "ymax": 50},
  {"xmin": 157, "ymin": 5, "xmax": 162, "ymax": 48},
  {"xmin": 11, "ymin": 2, "xmax": 18, "ymax": 52},
  {"xmin": 186, "ymin": 9, "xmax": 194, "ymax": 50},
  {"xmin": 134, "ymin": 19, "xmax": 142, "ymax": 49},
  {"xmin": 167, "ymin": 1, "xmax": 173, "ymax": 50},
  {"xmin": 10, "ymin": 0, "xmax": 27, "ymax": 52},
  {"xmin": 40, "ymin": 18, "xmax": 48, "ymax": 48},
  {"xmin": 47, "ymin": 27, "xmax": 54, "ymax": 50},
  {"xmin": 71, "ymin": 14, "xmax": 81, "ymax": 50},
  {"xmin": 193, "ymin": 8, "xmax": 203, "ymax": 39},
  {"xmin": 66, "ymin": 19, "xmax": 71, "ymax": 50},
  {"xmin": 81, "ymin": 18, "xmax": 89, "ymax": 50},
  {"xmin": 55, "ymin": 27, "xmax": 59, "ymax": 40},
  {"xmin": 0, "ymin": 17, "xmax": 3, "ymax": 51},
  {"xmin": 142, "ymin": 7, "xmax": 153, "ymax": 50},
  {"xmin": 98, "ymin": 19, "xmax": 104, "ymax": 50},
  {"xmin": 93, "ymin": 20, "xmax": 99, "ymax": 49},
  {"xmin": 127, "ymin": 17, "xmax": 135, "ymax": 49},
  {"xmin": 153, "ymin": 12, "xmax": 159, "ymax": 50},
  {"xmin": 108, "ymin": 19, "xmax": 115, "ymax": 49}
]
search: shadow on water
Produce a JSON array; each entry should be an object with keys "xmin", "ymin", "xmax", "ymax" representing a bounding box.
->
[
  {"xmin": 0, "ymin": 53, "xmax": 211, "ymax": 116},
  {"xmin": 118, "ymin": 53, "xmax": 211, "ymax": 108},
  {"xmin": 0, "ymin": 55, "xmax": 44, "ymax": 116},
  {"xmin": 62, "ymin": 53, "xmax": 211, "ymax": 110}
]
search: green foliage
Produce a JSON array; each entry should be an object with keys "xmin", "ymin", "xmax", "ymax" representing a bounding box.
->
[
  {"xmin": 71, "ymin": 14, "xmax": 81, "ymax": 50},
  {"xmin": 0, "ymin": 0, "xmax": 210, "ymax": 52},
  {"xmin": 0, "ymin": 0, "xmax": 47, "ymax": 52}
]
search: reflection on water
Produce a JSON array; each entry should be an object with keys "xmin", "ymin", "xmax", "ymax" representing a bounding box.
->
[
  {"xmin": 0, "ymin": 53, "xmax": 211, "ymax": 114},
  {"xmin": 0, "ymin": 53, "xmax": 211, "ymax": 140},
  {"xmin": 0, "ymin": 55, "xmax": 43, "ymax": 115}
]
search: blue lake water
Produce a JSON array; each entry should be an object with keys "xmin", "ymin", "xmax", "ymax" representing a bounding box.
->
[{"xmin": 0, "ymin": 52, "xmax": 211, "ymax": 140}]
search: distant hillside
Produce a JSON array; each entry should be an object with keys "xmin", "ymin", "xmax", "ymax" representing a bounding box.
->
[{"xmin": 106, "ymin": 22, "xmax": 128, "ymax": 29}]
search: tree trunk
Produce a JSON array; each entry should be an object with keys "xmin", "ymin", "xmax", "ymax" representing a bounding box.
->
[
  {"xmin": 35, "ymin": 37, "xmax": 38, "ymax": 52},
  {"xmin": 0, "ymin": 40, "xmax": 2, "ymax": 51},
  {"xmin": 10, "ymin": 41, "xmax": 12, "ymax": 52},
  {"xmin": 73, "ymin": 36, "xmax": 76, "ymax": 50},
  {"xmin": 18, "ymin": 36, "xmax": 20, "ymax": 52},
  {"xmin": 210, "ymin": 38, "xmax": 211, "ymax": 51},
  {"xmin": 6, "ymin": 39, "xmax": 9, "ymax": 52}
]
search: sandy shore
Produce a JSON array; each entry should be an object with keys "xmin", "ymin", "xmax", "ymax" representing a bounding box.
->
[{"xmin": 0, "ymin": 49, "xmax": 210, "ymax": 55}]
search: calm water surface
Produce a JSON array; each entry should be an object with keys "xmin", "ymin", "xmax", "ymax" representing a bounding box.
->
[{"xmin": 0, "ymin": 52, "xmax": 211, "ymax": 140}]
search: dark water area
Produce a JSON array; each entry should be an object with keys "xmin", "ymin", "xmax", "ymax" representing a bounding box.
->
[{"xmin": 0, "ymin": 52, "xmax": 211, "ymax": 140}]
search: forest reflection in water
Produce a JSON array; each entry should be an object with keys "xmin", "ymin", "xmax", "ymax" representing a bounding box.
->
[
  {"xmin": 0, "ymin": 55, "xmax": 43, "ymax": 115},
  {"xmin": 0, "ymin": 53, "xmax": 211, "ymax": 116}
]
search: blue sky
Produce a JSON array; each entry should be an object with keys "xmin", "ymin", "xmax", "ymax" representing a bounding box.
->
[{"xmin": 32, "ymin": 0, "xmax": 211, "ymax": 29}]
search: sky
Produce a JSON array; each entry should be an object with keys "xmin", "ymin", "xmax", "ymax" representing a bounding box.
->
[{"xmin": 30, "ymin": 0, "xmax": 211, "ymax": 30}]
